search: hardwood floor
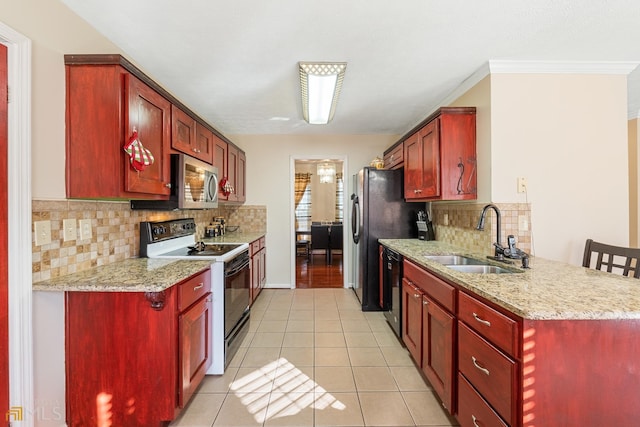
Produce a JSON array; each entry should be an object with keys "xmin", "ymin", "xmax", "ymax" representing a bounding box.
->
[{"xmin": 296, "ymin": 251, "xmax": 343, "ymax": 288}]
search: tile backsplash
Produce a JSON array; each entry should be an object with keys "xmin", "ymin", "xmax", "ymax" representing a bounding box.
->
[
  {"xmin": 431, "ymin": 202, "xmax": 532, "ymax": 257},
  {"xmin": 32, "ymin": 200, "xmax": 266, "ymax": 282}
]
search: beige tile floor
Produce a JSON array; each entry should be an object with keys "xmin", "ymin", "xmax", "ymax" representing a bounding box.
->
[{"xmin": 170, "ymin": 288, "xmax": 459, "ymax": 427}]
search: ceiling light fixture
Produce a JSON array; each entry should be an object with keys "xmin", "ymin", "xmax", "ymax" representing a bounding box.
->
[
  {"xmin": 299, "ymin": 62, "xmax": 347, "ymax": 125},
  {"xmin": 317, "ymin": 162, "xmax": 336, "ymax": 184}
]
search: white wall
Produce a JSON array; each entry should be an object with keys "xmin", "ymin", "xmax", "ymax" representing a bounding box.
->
[
  {"xmin": 230, "ymin": 134, "xmax": 396, "ymax": 287},
  {"xmin": 459, "ymin": 72, "xmax": 629, "ymax": 265},
  {"xmin": 0, "ymin": 0, "xmax": 124, "ymax": 200}
]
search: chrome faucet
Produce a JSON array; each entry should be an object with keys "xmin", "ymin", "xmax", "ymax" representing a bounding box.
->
[{"xmin": 476, "ymin": 204, "xmax": 504, "ymax": 260}]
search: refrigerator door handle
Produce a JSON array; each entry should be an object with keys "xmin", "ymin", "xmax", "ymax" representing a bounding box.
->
[{"xmin": 351, "ymin": 194, "xmax": 360, "ymax": 244}]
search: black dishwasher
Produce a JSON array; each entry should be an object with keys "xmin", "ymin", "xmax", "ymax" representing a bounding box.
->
[{"xmin": 382, "ymin": 247, "xmax": 403, "ymax": 338}]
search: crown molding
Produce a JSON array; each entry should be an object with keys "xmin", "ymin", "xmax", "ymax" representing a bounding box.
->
[
  {"xmin": 488, "ymin": 59, "xmax": 639, "ymax": 75},
  {"xmin": 439, "ymin": 60, "xmax": 640, "ymax": 112}
]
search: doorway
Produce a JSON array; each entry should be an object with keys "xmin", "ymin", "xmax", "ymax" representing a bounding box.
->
[{"xmin": 292, "ymin": 158, "xmax": 346, "ymax": 288}]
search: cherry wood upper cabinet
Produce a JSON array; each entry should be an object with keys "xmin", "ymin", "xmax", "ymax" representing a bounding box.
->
[
  {"xmin": 125, "ymin": 74, "xmax": 172, "ymax": 195},
  {"xmin": 171, "ymin": 105, "xmax": 215, "ymax": 164},
  {"xmin": 171, "ymin": 105, "xmax": 197, "ymax": 157},
  {"xmin": 65, "ymin": 61, "xmax": 172, "ymax": 199},
  {"xmin": 403, "ymin": 107, "xmax": 476, "ymax": 201},
  {"xmin": 219, "ymin": 143, "xmax": 246, "ymax": 204},
  {"xmin": 195, "ymin": 122, "xmax": 215, "ymax": 164},
  {"xmin": 65, "ymin": 54, "xmax": 234, "ymax": 200},
  {"xmin": 214, "ymin": 137, "xmax": 229, "ymax": 201}
]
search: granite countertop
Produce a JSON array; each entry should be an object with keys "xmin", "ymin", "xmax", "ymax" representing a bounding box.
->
[
  {"xmin": 379, "ymin": 239, "xmax": 640, "ymax": 321},
  {"xmin": 32, "ymin": 258, "xmax": 213, "ymax": 292},
  {"xmin": 202, "ymin": 231, "xmax": 265, "ymax": 245}
]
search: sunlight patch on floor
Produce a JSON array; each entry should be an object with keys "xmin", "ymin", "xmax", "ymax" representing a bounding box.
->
[{"xmin": 230, "ymin": 357, "xmax": 345, "ymax": 422}]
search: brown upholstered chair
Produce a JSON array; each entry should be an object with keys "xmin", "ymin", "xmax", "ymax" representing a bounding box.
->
[{"xmin": 582, "ymin": 239, "xmax": 640, "ymax": 278}]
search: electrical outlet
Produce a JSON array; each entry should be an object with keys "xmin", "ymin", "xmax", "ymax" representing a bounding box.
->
[
  {"xmin": 79, "ymin": 219, "xmax": 92, "ymax": 240},
  {"xmin": 34, "ymin": 221, "xmax": 52, "ymax": 246},
  {"xmin": 63, "ymin": 219, "xmax": 77, "ymax": 242},
  {"xmin": 517, "ymin": 177, "xmax": 527, "ymax": 193}
]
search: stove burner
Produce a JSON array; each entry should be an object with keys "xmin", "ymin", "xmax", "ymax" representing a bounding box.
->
[{"xmin": 187, "ymin": 241, "xmax": 206, "ymax": 254}]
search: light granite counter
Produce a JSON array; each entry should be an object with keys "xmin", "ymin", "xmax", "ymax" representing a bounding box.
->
[
  {"xmin": 32, "ymin": 258, "xmax": 212, "ymax": 292},
  {"xmin": 202, "ymin": 231, "xmax": 265, "ymax": 245},
  {"xmin": 379, "ymin": 238, "xmax": 640, "ymax": 320}
]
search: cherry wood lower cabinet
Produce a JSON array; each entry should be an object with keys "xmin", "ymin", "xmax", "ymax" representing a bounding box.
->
[
  {"xmin": 401, "ymin": 259, "xmax": 640, "ymax": 427},
  {"xmin": 458, "ymin": 287, "xmax": 640, "ymax": 427},
  {"xmin": 250, "ymin": 236, "xmax": 266, "ymax": 304},
  {"xmin": 402, "ymin": 259, "xmax": 455, "ymax": 413},
  {"xmin": 65, "ymin": 269, "xmax": 211, "ymax": 427}
]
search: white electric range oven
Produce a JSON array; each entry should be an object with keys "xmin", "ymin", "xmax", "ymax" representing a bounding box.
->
[{"xmin": 140, "ymin": 218, "xmax": 250, "ymax": 374}]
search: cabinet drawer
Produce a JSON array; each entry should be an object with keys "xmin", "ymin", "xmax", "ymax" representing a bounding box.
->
[
  {"xmin": 403, "ymin": 259, "xmax": 455, "ymax": 312},
  {"xmin": 458, "ymin": 291, "xmax": 518, "ymax": 357},
  {"xmin": 457, "ymin": 374, "xmax": 508, "ymax": 427},
  {"xmin": 458, "ymin": 322, "xmax": 517, "ymax": 426},
  {"xmin": 178, "ymin": 269, "xmax": 211, "ymax": 311},
  {"xmin": 251, "ymin": 239, "xmax": 261, "ymax": 255}
]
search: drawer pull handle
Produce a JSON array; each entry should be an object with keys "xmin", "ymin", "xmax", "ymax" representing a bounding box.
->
[
  {"xmin": 472, "ymin": 356, "xmax": 490, "ymax": 376},
  {"xmin": 472, "ymin": 415, "xmax": 480, "ymax": 427},
  {"xmin": 193, "ymin": 283, "xmax": 204, "ymax": 291},
  {"xmin": 423, "ymin": 300, "xmax": 429, "ymax": 306},
  {"xmin": 414, "ymin": 293, "xmax": 420, "ymax": 299},
  {"xmin": 472, "ymin": 312, "xmax": 491, "ymax": 327}
]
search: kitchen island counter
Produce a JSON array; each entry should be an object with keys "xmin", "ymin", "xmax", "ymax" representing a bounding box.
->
[{"xmin": 379, "ymin": 238, "xmax": 640, "ymax": 320}]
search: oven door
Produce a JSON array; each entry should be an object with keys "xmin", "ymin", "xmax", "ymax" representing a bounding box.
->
[{"xmin": 224, "ymin": 250, "xmax": 250, "ymax": 338}]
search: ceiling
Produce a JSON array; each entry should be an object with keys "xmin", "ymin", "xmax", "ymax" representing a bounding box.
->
[{"xmin": 61, "ymin": 0, "xmax": 640, "ymax": 137}]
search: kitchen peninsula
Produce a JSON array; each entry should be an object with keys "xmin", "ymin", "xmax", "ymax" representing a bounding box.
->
[{"xmin": 380, "ymin": 238, "xmax": 640, "ymax": 427}]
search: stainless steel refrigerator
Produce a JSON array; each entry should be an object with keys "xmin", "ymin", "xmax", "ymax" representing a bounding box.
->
[{"xmin": 350, "ymin": 167, "xmax": 421, "ymax": 311}]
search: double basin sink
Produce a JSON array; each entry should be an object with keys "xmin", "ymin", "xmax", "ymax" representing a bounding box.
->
[{"xmin": 425, "ymin": 255, "xmax": 521, "ymax": 274}]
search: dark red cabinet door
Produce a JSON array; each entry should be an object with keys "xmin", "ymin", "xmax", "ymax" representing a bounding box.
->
[
  {"xmin": 125, "ymin": 74, "xmax": 172, "ymax": 195},
  {"xmin": 402, "ymin": 279, "xmax": 422, "ymax": 362},
  {"xmin": 421, "ymin": 295, "xmax": 454, "ymax": 413},
  {"xmin": 179, "ymin": 294, "xmax": 212, "ymax": 407}
]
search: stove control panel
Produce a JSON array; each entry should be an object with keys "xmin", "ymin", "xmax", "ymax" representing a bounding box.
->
[{"xmin": 141, "ymin": 218, "xmax": 197, "ymax": 244}]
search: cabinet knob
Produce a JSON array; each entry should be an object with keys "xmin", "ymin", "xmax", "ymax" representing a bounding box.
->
[
  {"xmin": 413, "ymin": 293, "xmax": 421, "ymax": 299},
  {"xmin": 423, "ymin": 300, "xmax": 429, "ymax": 305},
  {"xmin": 192, "ymin": 148, "xmax": 201, "ymax": 153},
  {"xmin": 165, "ymin": 183, "xmax": 172, "ymax": 188}
]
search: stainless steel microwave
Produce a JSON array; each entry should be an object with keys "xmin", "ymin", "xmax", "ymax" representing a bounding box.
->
[{"xmin": 130, "ymin": 154, "xmax": 219, "ymax": 210}]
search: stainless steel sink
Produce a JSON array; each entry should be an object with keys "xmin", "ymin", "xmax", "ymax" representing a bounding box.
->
[
  {"xmin": 425, "ymin": 255, "xmax": 487, "ymax": 265},
  {"xmin": 446, "ymin": 265, "xmax": 518, "ymax": 274}
]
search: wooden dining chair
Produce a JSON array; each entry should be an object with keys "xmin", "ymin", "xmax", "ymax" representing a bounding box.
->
[
  {"xmin": 311, "ymin": 224, "xmax": 330, "ymax": 264},
  {"xmin": 582, "ymin": 239, "xmax": 640, "ymax": 278}
]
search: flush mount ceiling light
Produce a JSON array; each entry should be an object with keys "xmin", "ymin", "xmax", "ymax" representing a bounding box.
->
[{"xmin": 299, "ymin": 62, "xmax": 347, "ymax": 125}]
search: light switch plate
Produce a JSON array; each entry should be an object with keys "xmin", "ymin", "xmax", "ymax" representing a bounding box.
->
[
  {"xmin": 78, "ymin": 219, "xmax": 92, "ymax": 240},
  {"xmin": 63, "ymin": 219, "xmax": 77, "ymax": 242},
  {"xmin": 34, "ymin": 220, "xmax": 52, "ymax": 246}
]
